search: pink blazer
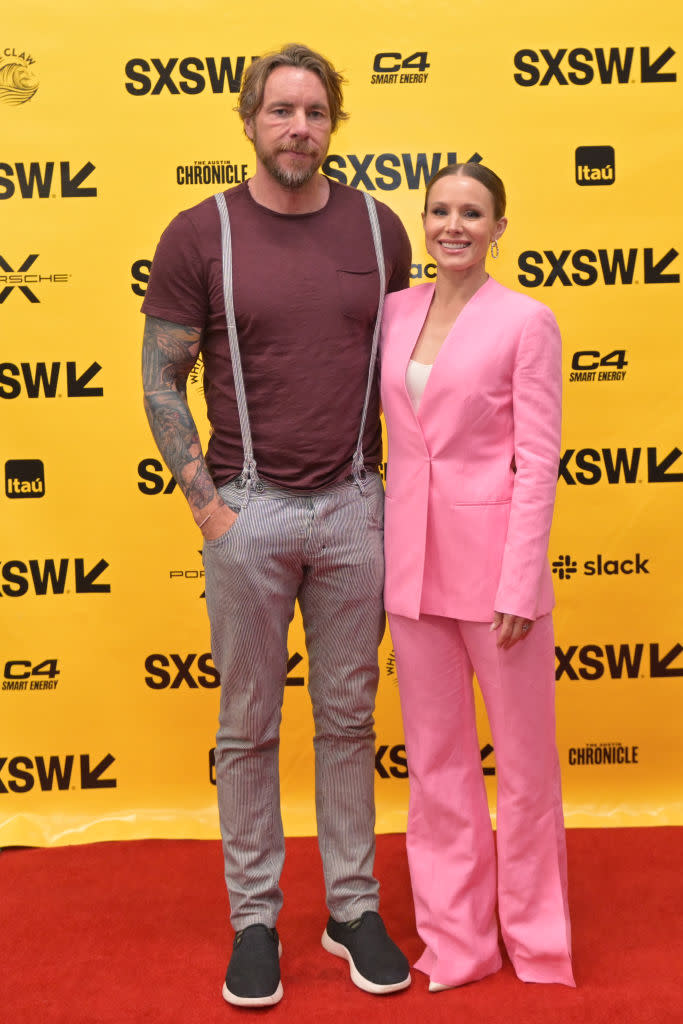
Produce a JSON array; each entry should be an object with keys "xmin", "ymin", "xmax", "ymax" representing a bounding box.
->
[{"xmin": 380, "ymin": 277, "xmax": 561, "ymax": 622}]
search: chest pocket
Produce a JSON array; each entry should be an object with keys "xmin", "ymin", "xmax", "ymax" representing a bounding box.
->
[{"xmin": 337, "ymin": 267, "xmax": 380, "ymax": 324}]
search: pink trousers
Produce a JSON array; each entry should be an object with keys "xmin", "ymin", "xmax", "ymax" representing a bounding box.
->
[{"xmin": 388, "ymin": 611, "xmax": 575, "ymax": 988}]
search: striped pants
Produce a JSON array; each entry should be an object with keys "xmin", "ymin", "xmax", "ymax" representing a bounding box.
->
[{"xmin": 203, "ymin": 472, "xmax": 386, "ymax": 930}]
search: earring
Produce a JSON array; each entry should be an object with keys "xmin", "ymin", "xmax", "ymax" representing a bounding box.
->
[{"xmin": 490, "ymin": 239, "xmax": 499, "ymax": 260}]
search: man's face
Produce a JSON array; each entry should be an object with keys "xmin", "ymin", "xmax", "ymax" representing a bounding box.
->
[{"xmin": 245, "ymin": 65, "xmax": 332, "ymax": 189}]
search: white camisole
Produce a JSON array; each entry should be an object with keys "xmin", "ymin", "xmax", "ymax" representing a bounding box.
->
[{"xmin": 405, "ymin": 359, "xmax": 433, "ymax": 412}]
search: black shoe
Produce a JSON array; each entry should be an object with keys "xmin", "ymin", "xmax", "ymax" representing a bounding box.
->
[
  {"xmin": 222, "ymin": 924, "xmax": 283, "ymax": 1007},
  {"xmin": 321, "ymin": 911, "xmax": 411, "ymax": 994}
]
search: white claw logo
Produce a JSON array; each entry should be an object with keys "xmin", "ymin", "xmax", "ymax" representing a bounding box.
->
[{"xmin": 0, "ymin": 51, "xmax": 39, "ymax": 106}]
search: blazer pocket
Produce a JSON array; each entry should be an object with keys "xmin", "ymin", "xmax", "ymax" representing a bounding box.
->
[
  {"xmin": 337, "ymin": 267, "xmax": 380, "ymax": 324},
  {"xmin": 445, "ymin": 500, "xmax": 511, "ymax": 579}
]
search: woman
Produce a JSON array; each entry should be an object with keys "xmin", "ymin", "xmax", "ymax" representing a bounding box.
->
[{"xmin": 380, "ymin": 163, "xmax": 575, "ymax": 990}]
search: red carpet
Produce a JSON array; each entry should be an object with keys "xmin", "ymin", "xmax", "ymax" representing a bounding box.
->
[{"xmin": 1, "ymin": 829, "xmax": 680, "ymax": 1023}]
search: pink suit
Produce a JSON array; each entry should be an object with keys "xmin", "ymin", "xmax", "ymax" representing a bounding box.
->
[{"xmin": 380, "ymin": 277, "xmax": 575, "ymax": 987}]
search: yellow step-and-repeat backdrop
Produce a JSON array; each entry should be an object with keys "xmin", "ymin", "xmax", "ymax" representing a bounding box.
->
[{"xmin": 1, "ymin": 0, "xmax": 681, "ymax": 845}]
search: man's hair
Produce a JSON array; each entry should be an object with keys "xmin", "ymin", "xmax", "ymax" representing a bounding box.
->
[{"xmin": 237, "ymin": 43, "xmax": 349, "ymax": 132}]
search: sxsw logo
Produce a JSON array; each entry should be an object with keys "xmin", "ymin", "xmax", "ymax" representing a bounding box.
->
[
  {"xmin": 0, "ymin": 362, "xmax": 102, "ymax": 399},
  {"xmin": 5, "ymin": 459, "xmax": 45, "ymax": 498},
  {"xmin": 552, "ymin": 552, "xmax": 649, "ymax": 581},
  {"xmin": 0, "ymin": 753, "xmax": 116, "ymax": 793},
  {"xmin": 555, "ymin": 642, "xmax": 683, "ymax": 680},
  {"xmin": 323, "ymin": 151, "xmax": 482, "ymax": 191},
  {"xmin": 374, "ymin": 743, "xmax": 496, "ymax": 778},
  {"xmin": 576, "ymin": 146, "xmax": 614, "ymax": 185},
  {"xmin": 513, "ymin": 46, "xmax": 676, "ymax": 85},
  {"xmin": 0, "ymin": 558, "xmax": 110, "ymax": 596},
  {"xmin": 138, "ymin": 458, "xmax": 178, "ymax": 495},
  {"xmin": 518, "ymin": 248, "xmax": 679, "ymax": 287},
  {"xmin": 124, "ymin": 56, "xmax": 258, "ymax": 95},
  {"xmin": 144, "ymin": 652, "xmax": 220, "ymax": 689},
  {"xmin": 131, "ymin": 259, "xmax": 151, "ymax": 297},
  {"xmin": 0, "ymin": 161, "xmax": 97, "ymax": 199},
  {"xmin": 558, "ymin": 447, "xmax": 683, "ymax": 485}
]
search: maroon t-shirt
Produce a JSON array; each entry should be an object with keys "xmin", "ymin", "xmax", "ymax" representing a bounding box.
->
[{"xmin": 142, "ymin": 180, "xmax": 411, "ymax": 490}]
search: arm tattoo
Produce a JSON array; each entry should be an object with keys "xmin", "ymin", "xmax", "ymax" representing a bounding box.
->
[{"xmin": 142, "ymin": 316, "xmax": 216, "ymax": 513}]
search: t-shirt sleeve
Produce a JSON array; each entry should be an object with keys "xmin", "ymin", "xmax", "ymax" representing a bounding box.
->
[
  {"xmin": 378, "ymin": 205, "xmax": 412, "ymax": 294},
  {"xmin": 141, "ymin": 211, "xmax": 208, "ymax": 328}
]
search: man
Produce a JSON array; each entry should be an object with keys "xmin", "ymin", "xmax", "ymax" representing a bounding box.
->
[{"xmin": 141, "ymin": 43, "xmax": 411, "ymax": 1007}]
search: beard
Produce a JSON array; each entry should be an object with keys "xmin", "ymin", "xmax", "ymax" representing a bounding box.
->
[{"xmin": 253, "ymin": 132, "xmax": 327, "ymax": 190}]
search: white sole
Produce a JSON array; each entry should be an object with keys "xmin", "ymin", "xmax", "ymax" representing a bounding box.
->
[
  {"xmin": 321, "ymin": 930, "xmax": 412, "ymax": 995},
  {"xmin": 221, "ymin": 938, "xmax": 284, "ymax": 1006},
  {"xmin": 222, "ymin": 980, "xmax": 283, "ymax": 1007}
]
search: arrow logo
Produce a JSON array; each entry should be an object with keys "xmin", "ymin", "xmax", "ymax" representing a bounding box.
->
[
  {"xmin": 0, "ymin": 253, "xmax": 40, "ymax": 302},
  {"xmin": 74, "ymin": 558, "xmax": 111, "ymax": 593},
  {"xmin": 66, "ymin": 361, "xmax": 103, "ymax": 397},
  {"xmin": 80, "ymin": 753, "xmax": 117, "ymax": 788},
  {"xmin": 650, "ymin": 643, "xmax": 683, "ymax": 677},
  {"xmin": 648, "ymin": 447, "xmax": 683, "ymax": 482},
  {"xmin": 480, "ymin": 743, "xmax": 495, "ymax": 776},
  {"xmin": 60, "ymin": 161, "xmax": 97, "ymax": 198},
  {"xmin": 643, "ymin": 247, "xmax": 679, "ymax": 284},
  {"xmin": 286, "ymin": 652, "xmax": 305, "ymax": 686},
  {"xmin": 640, "ymin": 46, "xmax": 676, "ymax": 83}
]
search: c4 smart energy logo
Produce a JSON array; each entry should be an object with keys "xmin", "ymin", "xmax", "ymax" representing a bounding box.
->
[
  {"xmin": 370, "ymin": 51, "xmax": 430, "ymax": 85},
  {"xmin": 575, "ymin": 146, "xmax": 615, "ymax": 185},
  {"xmin": 0, "ymin": 48, "xmax": 38, "ymax": 106},
  {"xmin": 569, "ymin": 350, "xmax": 627, "ymax": 382},
  {"xmin": 3, "ymin": 658, "xmax": 59, "ymax": 691}
]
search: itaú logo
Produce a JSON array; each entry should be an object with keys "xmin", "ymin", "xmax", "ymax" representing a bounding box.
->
[
  {"xmin": 5, "ymin": 459, "xmax": 45, "ymax": 498},
  {"xmin": 575, "ymin": 146, "xmax": 615, "ymax": 185}
]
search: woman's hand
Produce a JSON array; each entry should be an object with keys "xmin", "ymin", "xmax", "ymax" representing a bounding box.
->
[{"xmin": 490, "ymin": 611, "xmax": 533, "ymax": 649}]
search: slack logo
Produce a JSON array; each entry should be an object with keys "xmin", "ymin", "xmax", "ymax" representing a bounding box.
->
[
  {"xmin": 576, "ymin": 146, "xmax": 615, "ymax": 185},
  {"xmin": 5, "ymin": 459, "xmax": 44, "ymax": 498}
]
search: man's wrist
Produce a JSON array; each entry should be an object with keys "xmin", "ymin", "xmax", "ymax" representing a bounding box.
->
[{"xmin": 192, "ymin": 495, "xmax": 225, "ymax": 528}]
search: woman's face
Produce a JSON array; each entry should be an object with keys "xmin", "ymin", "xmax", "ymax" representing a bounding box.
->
[{"xmin": 422, "ymin": 174, "xmax": 507, "ymax": 274}]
